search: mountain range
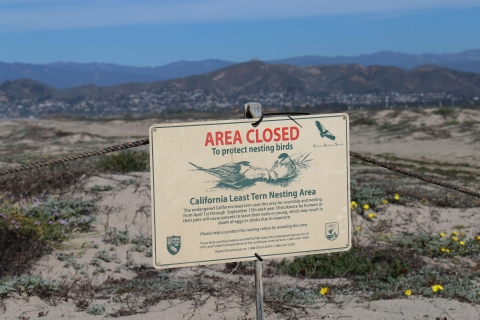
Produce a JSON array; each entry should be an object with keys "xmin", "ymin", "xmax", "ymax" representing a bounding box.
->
[
  {"xmin": 1, "ymin": 49, "xmax": 480, "ymax": 89},
  {"xmin": 2, "ymin": 61, "xmax": 480, "ymax": 102}
]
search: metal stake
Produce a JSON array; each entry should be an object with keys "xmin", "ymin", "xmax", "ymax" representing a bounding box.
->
[
  {"xmin": 255, "ymin": 258, "xmax": 264, "ymax": 320},
  {"xmin": 244, "ymin": 103, "xmax": 265, "ymax": 320}
]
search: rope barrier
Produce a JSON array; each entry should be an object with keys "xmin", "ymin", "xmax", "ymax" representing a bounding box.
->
[
  {"xmin": 1, "ymin": 138, "xmax": 479, "ymax": 198},
  {"xmin": 0, "ymin": 139, "xmax": 149, "ymax": 176},
  {"xmin": 349, "ymin": 151, "xmax": 480, "ymax": 198}
]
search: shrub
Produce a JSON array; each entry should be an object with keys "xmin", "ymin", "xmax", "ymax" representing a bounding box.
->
[
  {"xmin": 433, "ymin": 107, "xmax": 455, "ymax": 116},
  {"xmin": 276, "ymin": 247, "xmax": 415, "ymax": 279},
  {"xmin": 97, "ymin": 150, "xmax": 149, "ymax": 173},
  {"xmin": 0, "ymin": 195, "xmax": 97, "ymax": 276}
]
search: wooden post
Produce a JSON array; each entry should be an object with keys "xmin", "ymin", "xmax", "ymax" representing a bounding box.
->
[{"xmin": 255, "ymin": 259, "xmax": 264, "ymax": 320}]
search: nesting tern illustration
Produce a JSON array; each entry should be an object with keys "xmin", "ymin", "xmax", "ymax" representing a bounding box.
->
[{"xmin": 189, "ymin": 152, "xmax": 307, "ymax": 189}]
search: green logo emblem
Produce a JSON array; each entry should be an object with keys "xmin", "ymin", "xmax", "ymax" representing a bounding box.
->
[
  {"xmin": 315, "ymin": 121, "xmax": 336, "ymax": 141},
  {"xmin": 167, "ymin": 236, "xmax": 181, "ymax": 255},
  {"xmin": 325, "ymin": 222, "xmax": 339, "ymax": 241}
]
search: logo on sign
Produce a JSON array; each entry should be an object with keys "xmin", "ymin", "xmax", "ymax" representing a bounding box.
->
[
  {"xmin": 325, "ymin": 222, "xmax": 339, "ymax": 241},
  {"xmin": 315, "ymin": 121, "xmax": 336, "ymax": 141},
  {"xmin": 167, "ymin": 236, "xmax": 181, "ymax": 255}
]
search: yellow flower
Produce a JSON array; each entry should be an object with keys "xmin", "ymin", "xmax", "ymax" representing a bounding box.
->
[
  {"xmin": 432, "ymin": 284, "xmax": 444, "ymax": 292},
  {"xmin": 405, "ymin": 289, "xmax": 412, "ymax": 296},
  {"xmin": 446, "ymin": 248, "xmax": 450, "ymax": 253},
  {"xmin": 320, "ymin": 287, "xmax": 329, "ymax": 295},
  {"xmin": 460, "ymin": 241, "xmax": 465, "ymax": 246},
  {"xmin": 452, "ymin": 236, "xmax": 458, "ymax": 242},
  {"xmin": 452, "ymin": 231, "xmax": 458, "ymax": 236},
  {"xmin": 394, "ymin": 194, "xmax": 400, "ymax": 200},
  {"xmin": 477, "ymin": 235, "xmax": 480, "ymax": 241},
  {"xmin": 350, "ymin": 201, "xmax": 358, "ymax": 210},
  {"xmin": 363, "ymin": 204, "xmax": 370, "ymax": 210},
  {"xmin": 382, "ymin": 199, "xmax": 388, "ymax": 205},
  {"xmin": 368, "ymin": 213, "xmax": 376, "ymax": 219},
  {"xmin": 355, "ymin": 226, "xmax": 361, "ymax": 231},
  {"xmin": 440, "ymin": 247, "xmax": 446, "ymax": 252},
  {"xmin": 439, "ymin": 232, "xmax": 445, "ymax": 237}
]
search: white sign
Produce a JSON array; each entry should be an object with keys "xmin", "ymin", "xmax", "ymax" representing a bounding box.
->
[{"xmin": 150, "ymin": 114, "xmax": 351, "ymax": 269}]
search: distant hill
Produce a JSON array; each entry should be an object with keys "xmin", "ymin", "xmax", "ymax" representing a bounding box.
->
[
  {"xmin": 3, "ymin": 62, "xmax": 480, "ymax": 102},
  {"xmin": 1, "ymin": 49, "xmax": 479, "ymax": 89},
  {"xmin": 147, "ymin": 61, "xmax": 480, "ymax": 98},
  {"xmin": 269, "ymin": 49, "xmax": 480, "ymax": 73},
  {"xmin": 2, "ymin": 62, "xmax": 480, "ymax": 118},
  {"xmin": 0, "ymin": 59, "xmax": 235, "ymax": 89}
]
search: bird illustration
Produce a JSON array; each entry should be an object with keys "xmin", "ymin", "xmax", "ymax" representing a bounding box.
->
[
  {"xmin": 188, "ymin": 161, "xmax": 255, "ymax": 186},
  {"xmin": 270, "ymin": 153, "xmax": 297, "ymax": 180},
  {"xmin": 189, "ymin": 153, "xmax": 298, "ymax": 189},
  {"xmin": 315, "ymin": 121, "xmax": 335, "ymax": 141}
]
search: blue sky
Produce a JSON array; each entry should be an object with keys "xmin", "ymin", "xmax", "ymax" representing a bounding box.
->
[{"xmin": 0, "ymin": 0, "xmax": 480, "ymax": 66}]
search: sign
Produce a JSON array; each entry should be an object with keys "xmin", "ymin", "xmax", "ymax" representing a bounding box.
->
[{"xmin": 150, "ymin": 114, "xmax": 351, "ymax": 269}]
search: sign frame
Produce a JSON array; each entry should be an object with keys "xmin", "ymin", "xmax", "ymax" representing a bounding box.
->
[{"xmin": 150, "ymin": 113, "xmax": 351, "ymax": 269}]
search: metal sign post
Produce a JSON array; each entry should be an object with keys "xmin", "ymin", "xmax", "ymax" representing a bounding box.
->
[
  {"xmin": 254, "ymin": 253, "xmax": 264, "ymax": 320},
  {"xmin": 246, "ymin": 104, "xmax": 265, "ymax": 320}
]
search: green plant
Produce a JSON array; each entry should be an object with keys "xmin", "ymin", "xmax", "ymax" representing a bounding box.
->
[
  {"xmin": 0, "ymin": 276, "xmax": 59, "ymax": 297},
  {"xmin": 94, "ymin": 250, "xmax": 119, "ymax": 263},
  {"xmin": 276, "ymin": 247, "xmax": 415, "ymax": 280},
  {"xmin": 382, "ymin": 233, "xmax": 480, "ymax": 257},
  {"xmin": 90, "ymin": 185, "xmax": 113, "ymax": 192},
  {"xmin": 445, "ymin": 120, "xmax": 460, "ymax": 125},
  {"xmin": 354, "ymin": 267, "xmax": 480, "ymax": 302},
  {"xmin": 25, "ymin": 197, "xmax": 97, "ymax": 234},
  {"xmin": 86, "ymin": 304, "xmax": 105, "ymax": 315},
  {"xmin": 267, "ymin": 287, "xmax": 318, "ymax": 305},
  {"xmin": 97, "ymin": 150, "xmax": 149, "ymax": 173},
  {"xmin": 350, "ymin": 183, "xmax": 387, "ymax": 210},
  {"xmin": 90, "ymin": 258, "xmax": 102, "ymax": 267},
  {"xmin": 103, "ymin": 228, "xmax": 130, "ymax": 246},
  {"xmin": 131, "ymin": 233, "xmax": 152, "ymax": 247},
  {"xmin": 121, "ymin": 179, "xmax": 137, "ymax": 186},
  {"xmin": 350, "ymin": 118, "xmax": 377, "ymax": 126}
]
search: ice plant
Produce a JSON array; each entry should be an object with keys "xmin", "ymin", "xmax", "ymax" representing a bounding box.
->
[
  {"xmin": 368, "ymin": 213, "xmax": 376, "ymax": 219},
  {"xmin": 363, "ymin": 204, "xmax": 370, "ymax": 210},
  {"xmin": 431, "ymin": 285, "xmax": 444, "ymax": 293},
  {"xmin": 394, "ymin": 194, "xmax": 400, "ymax": 200},
  {"xmin": 320, "ymin": 287, "xmax": 329, "ymax": 295},
  {"xmin": 405, "ymin": 289, "xmax": 412, "ymax": 296}
]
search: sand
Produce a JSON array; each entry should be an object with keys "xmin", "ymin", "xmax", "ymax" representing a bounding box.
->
[{"xmin": 1, "ymin": 108, "xmax": 480, "ymax": 319}]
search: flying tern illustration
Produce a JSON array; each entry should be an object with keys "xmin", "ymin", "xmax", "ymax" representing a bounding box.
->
[{"xmin": 315, "ymin": 121, "xmax": 336, "ymax": 141}]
